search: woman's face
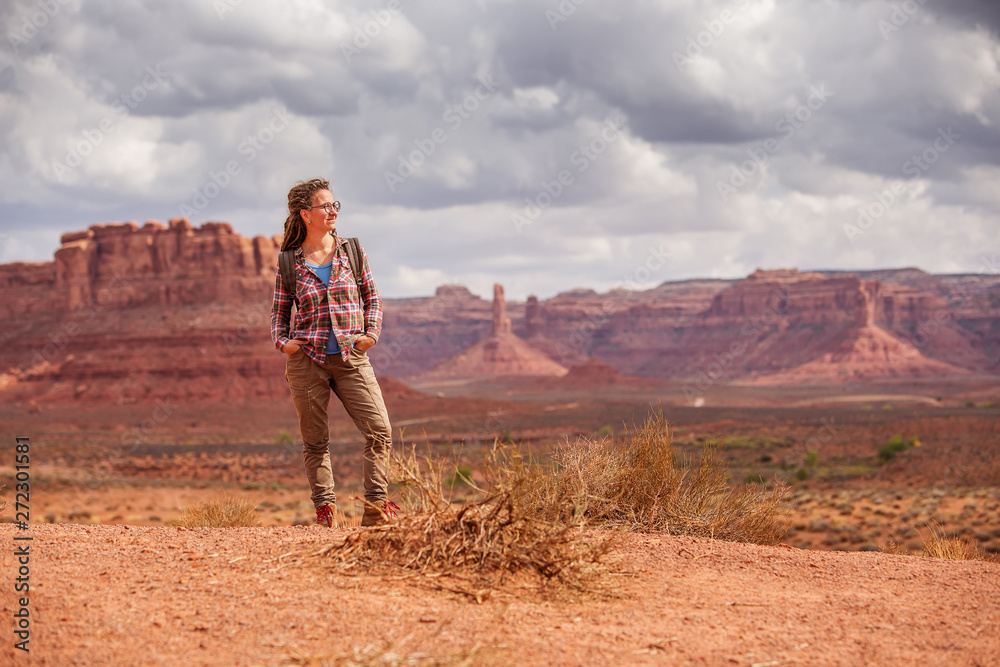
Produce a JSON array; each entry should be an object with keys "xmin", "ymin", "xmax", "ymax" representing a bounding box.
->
[{"xmin": 300, "ymin": 189, "xmax": 339, "ymax": 234}]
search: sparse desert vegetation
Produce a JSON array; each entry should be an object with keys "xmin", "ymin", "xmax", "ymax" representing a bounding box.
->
[
  {"xmin": 920, "ymin": 522, "xmax": 999, "ymax": 562},
  {"xmin": 4, "ymin": 398, "xmax": 999, "ymax": 559},
  {"xmin": 321, "ymin": 412, "xmax": 790, "ymax": 600},
  {"xmin": 522, "ymin": 412, "xmax": 790, "ymax": 545},
  {"xmin": 878, "ymin": 434, "xmax": 921, "ymax": 463},
  {"xmin": 324, "ymin": 455, "xmax": 612, "ymax": 597},
  {"xmin": 1, "ymin": 393, "xmax": 998, "ymax": 665},
  {"xmin": 786, "ymin": 487, "xmax": 1000, "ymax": 553},
  {"xmin": 881, "ymin": 521, "xmax": 1000, "ymax": 563},
  {"xmin": 271, "ymin": 409, "xmax": 801, "ymax": 611},
  {"xmin": 166, "ymin": 493, "xmax": 262, "ymax": 528}
]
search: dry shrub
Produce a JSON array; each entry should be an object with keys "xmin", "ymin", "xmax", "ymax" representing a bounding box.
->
[
  {"xmin": 881, "ymin": 538, "xmax": 910, "ymax": 556},
  {"xmin": 322, "ymin": 411, "xmax": 791, "ymax": 595},
  {"xmin": 167, "ymin": 494, "xmax": 261, "ymax": 528},
  {"xmin": 522, "ymin": 411, "xmax": 791, "ymax": 545},
  {"xmin": 920, "ymin": 522, "xmax": 998, "ymax": 562},
  {"xmin": 882, "ymin": 524, "xmax": 999, "ymax": 564},
  {"xmin": 321, "ymin": 444, "xmax": 613, "ymax": 597}
]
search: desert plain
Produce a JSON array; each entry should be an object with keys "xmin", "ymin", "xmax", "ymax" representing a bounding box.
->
[
  {"xmin": 1, "ymin": 221, "xmax": 999, "ymax": 665},
  {"xmin": 3, "ymin": 376, "xmax": 1000, "ymax": 665}
]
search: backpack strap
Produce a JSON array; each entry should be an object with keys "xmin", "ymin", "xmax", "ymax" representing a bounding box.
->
[
  {"xmin": 345, "ymin": 237, "xmax": 365, "ymax": 305},
  {"xmin": 278, "ymin": 249, "xmax": 298, "ymax": 307}
]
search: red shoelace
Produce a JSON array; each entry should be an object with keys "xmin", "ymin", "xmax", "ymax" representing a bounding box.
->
[
  {"xmin": 315, "ymin": 504, "xmax": 334, "ymax": 527},
  {"xmin": 382, "ymin": 500, "xmax": 400, "ymax": 519}
]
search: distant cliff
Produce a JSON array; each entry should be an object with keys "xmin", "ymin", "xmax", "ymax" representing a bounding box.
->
[
  {"xmin": 377, "ymin": 268, "xmax": 999, "ymax": 381},
  {"xmin": 0, "ymin": 221, "xmax": 997, "ymax": 405},
  {"xmin": 0, "ymin": 219, "xmax": 278, "ymax": 317}
]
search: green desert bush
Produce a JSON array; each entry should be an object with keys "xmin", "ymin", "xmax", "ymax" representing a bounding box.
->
[
  {"xmin": 715, "ymin": 435, "xmax": 790, "ymax": 449},
  {"xmin": 446, "ymin": 465, "xmax": 474, "ymax": 488},
  {"xmin": 167, "ymin": 494, "xmax": 261, "ymax": 528},
  {"xmin": 795, "ymin": 450, "xmax": 819, "ymax": 481},
  {"xmin": 878, "ymin": 435, "xmax": 920, "ymax": 464},
  {"xmin": 596, "ymin": 424, "xmax": 615, "ymax": 438}
]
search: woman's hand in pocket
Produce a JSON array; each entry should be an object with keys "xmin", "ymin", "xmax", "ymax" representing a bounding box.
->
[
  {"xmin": 282, "ymin": 339, "xmax": 309, "ymax": 355},
  {"xmin": 353, "ymin": 335, "xmax": 375, "ymax": 353}
]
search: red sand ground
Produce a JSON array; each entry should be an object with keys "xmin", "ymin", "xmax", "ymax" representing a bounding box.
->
[{"xmin": 1, "ymin": 524, "xmax": 997, "ymax": 666}]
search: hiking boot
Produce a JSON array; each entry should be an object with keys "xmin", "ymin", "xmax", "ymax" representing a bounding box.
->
[
  {"xmin": 361, "ymin": 500, "xmax": 400, "ymax": 527},
  {"xmin": 315, "ymin": 504, "xmax": 335, "ymax": 528}
]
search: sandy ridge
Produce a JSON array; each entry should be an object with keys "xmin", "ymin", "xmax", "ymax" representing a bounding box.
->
[{"xmin": 1, "ymin": 524, "xmax": 997, "ymax": 666}]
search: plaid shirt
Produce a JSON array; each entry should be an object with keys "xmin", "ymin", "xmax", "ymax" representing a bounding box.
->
[{"xmin": 270, "ymin": 237, "xmax": 383, "ymax": 365}]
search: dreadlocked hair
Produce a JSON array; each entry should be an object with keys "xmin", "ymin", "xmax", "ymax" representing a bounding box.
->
[{"xmin": 281, "ymin": 178, "xmax": 330, "ymax": 251}]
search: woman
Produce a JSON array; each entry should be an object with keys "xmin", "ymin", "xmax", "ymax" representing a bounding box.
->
[{"xmin": 270, "ymin": 178, "xmax": 398, "ymax": 527}]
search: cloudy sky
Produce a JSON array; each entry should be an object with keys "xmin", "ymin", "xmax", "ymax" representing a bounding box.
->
[{"xmin": 1, "ymin": 0, "xmax": 998, "ymax": 300}]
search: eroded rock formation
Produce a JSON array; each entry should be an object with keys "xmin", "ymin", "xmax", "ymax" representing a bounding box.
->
[
  {"xmin": 1, "ymin": 219, "xmax": 278, "ymax": 318},
  {"xmin": 0, "ymin": 220, "xmax": 283, "ymax": 404},
  {"xmin": 1, "ymin": 222, "xmax": 997, "ymax": 405},
  {"xmin": 492, "ymin": 284, "xmax": 511, "ymax": 335},
  {"xmin": 417, "ymin": 283, "xmax": 568, "ymax": 380}
]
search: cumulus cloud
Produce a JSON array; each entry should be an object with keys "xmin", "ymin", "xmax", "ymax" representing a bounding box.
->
[{"xmin": 0, "ymin": 0, "xmax": 997, "ymax": 299}]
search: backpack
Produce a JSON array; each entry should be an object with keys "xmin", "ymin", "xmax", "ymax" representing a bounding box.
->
[{"xmin": 278, "ymin": 236, "xmax": 364, "ymax": 308}]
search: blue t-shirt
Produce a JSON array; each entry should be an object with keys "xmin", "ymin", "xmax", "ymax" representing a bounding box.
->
[{"xmin": 305, "ymin": 260, "xmax": 340, "ymax": 354}]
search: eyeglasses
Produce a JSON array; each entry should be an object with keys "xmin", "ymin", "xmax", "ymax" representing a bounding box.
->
[{"xmin": 309, "ymin": 201, "xmax": 341, "ymax": 213}]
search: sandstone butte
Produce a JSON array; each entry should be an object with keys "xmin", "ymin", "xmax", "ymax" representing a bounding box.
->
[
  {"xmin": 417, "ymin": 284, "xmax": 569, "ymax": 381},
  {"xmin": 0, "ymin": 221, "xmax": 998, "ymax": 404}
]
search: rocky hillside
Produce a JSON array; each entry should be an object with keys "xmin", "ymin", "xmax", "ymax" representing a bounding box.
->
[
  {"xmin": 0, "ymin": 221, "xmax": 997, "ymax": 404},
  {"xmin": 385, "ymin": 268, "xmax": 999, "ymax": 382},
  {"xmin": 0, "ymin": 220, "xmax": 285, "ymax": 404}
]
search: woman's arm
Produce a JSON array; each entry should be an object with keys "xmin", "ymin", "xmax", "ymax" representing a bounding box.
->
[
  {"xmin": 270, "ymin": 264, "xmax": 294, "ymax": 352},
  {"xmin": 355, "ymin": 242, "xmax": 383, "ymax": 344}
]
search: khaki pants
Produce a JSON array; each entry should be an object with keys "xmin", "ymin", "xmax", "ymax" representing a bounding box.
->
[{"xmin": 284, "ymin": 347, "xmax": 392, "ymax": 509}]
